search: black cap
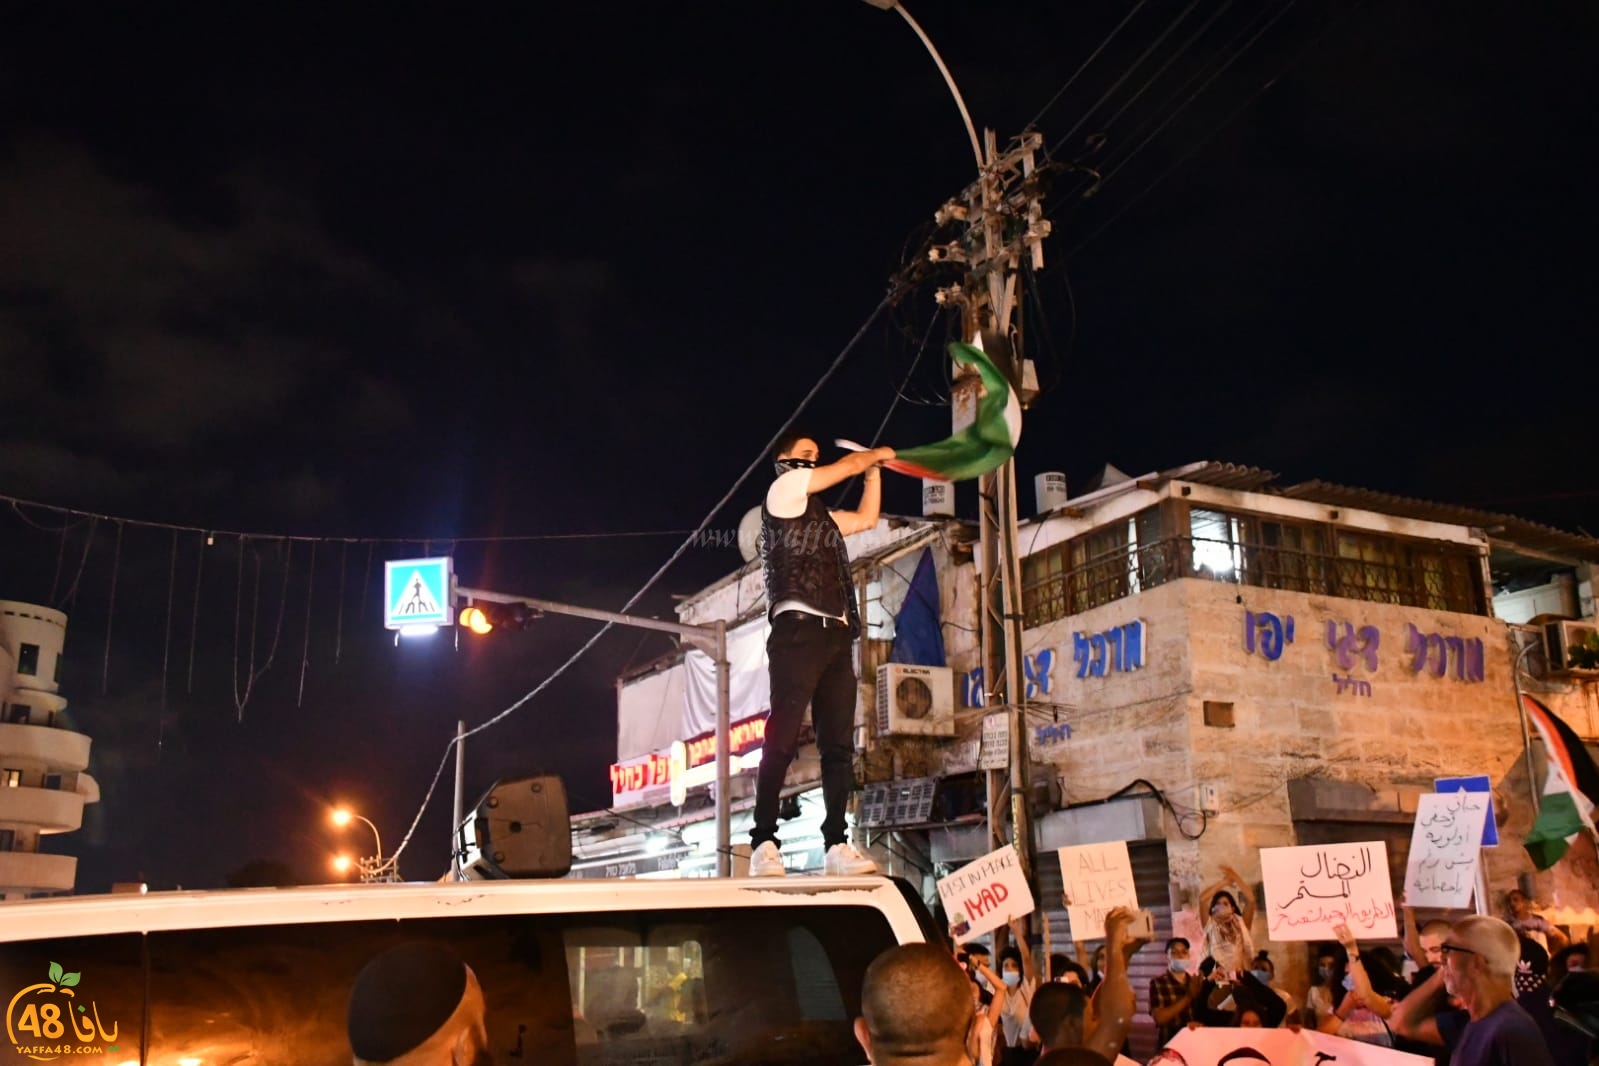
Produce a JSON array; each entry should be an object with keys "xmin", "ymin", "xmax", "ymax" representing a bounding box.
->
[{"xmin": 348, "ymin": 942, "xmax": 469, "ymax": 1062}]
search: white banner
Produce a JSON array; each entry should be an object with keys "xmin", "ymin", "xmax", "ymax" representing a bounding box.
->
[
  {"xmin": 1261, "ymin": 841, "xmax": 1398, "ymax": 941},
  {"xmin": 682, "ymin": 619, "xmax": 771, "ymax": 737},
  {"xmin": 937, "ymin": 845, "xmax": 1035, "ymax": 944},
  {"xmin": 1058, "ymin": 841, "xmax": 1139, "ymax": 939},
  {"xmin": 1164, "ymin": 1026, "xmax": 1434, "ymax": 1065},
  {"xmin": 1404, "ymin": 790, "xmax": 1489, "ymax": 909}
]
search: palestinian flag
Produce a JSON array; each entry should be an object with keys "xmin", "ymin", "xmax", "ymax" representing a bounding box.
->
[
  {"xmin": 840, "ymin": 340, "xmax": 1021, "ymax": 481},
  {"xmin": 1522, "ymin": 694, "xmax": 1599, "ymax": 870}
]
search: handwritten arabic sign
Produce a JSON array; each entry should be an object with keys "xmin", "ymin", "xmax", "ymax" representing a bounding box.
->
[
  {"xmin": 1403, "ymin": 791, "xmax": 1488, "ymax": 909},
  {"xmin": 1261, "ymin": 841, "xmax": 1397, "ymax": 941},
  {"xmin": 1058, "ymin": 841, "xmax": 1139, "ymax": 939},
  {"xmin": 1436, "ymin": 774, "xmax": 1498, "ymax": 846},
  {"xmin": 937, "ymin": 844, "xmax": 1035, "ymax": 944}
]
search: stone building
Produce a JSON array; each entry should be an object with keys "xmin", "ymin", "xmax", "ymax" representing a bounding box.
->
[{"xmin": 573, "ymin": 460, "xmax": 1599, "ymax": 1056}]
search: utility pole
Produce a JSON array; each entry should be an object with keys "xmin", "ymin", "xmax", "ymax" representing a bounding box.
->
[{"xmin": 932, "ymin": 130, "xmax": 1052, "ymax": 878}]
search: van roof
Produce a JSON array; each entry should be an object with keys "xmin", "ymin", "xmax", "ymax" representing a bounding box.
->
[{"xmin": 0, "ymin": 876, "xmax": 928, "ymax": 943}]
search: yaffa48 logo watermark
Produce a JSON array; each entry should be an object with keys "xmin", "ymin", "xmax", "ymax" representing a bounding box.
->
[{"xmin": 6, "ymin": 962, "xmax": 119, "ymax": 1061}]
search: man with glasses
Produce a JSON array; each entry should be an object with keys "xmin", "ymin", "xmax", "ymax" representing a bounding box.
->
[{"xmin": 1396, "ymin": 915, "xmax": 1554, "ymax": 1066}]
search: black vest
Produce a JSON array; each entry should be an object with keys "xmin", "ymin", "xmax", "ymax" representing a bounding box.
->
[{"xmin": 762, "ymin": 489, "xmax": 860, "ymax": 636}]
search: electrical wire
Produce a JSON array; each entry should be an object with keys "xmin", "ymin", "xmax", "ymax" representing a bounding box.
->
[
  {"xmin": 1095, "ymin": 0, "xmax": 1245, "ymax": 138},
  {"xmin": 0, "ymin": 489, "xmax": 704, "ymax": 547},
  {"xmin": 1097, "ymin": 0, "xmax": 1300, "ymax": 192},
  {"xmin": 387, "ymin": 289, "xmax": 903, "ymax": 868},
  {"xmin": 1068, "ymin": 0, "xmax": 1326, "ymax": 257},
  {"xmin": 1050, "ymin": 0, "xmax": 1209, "ymax": 159},
  {"xmin": 1022, "ymin": 0, "xmax": 1157, "ymax": 135},
  {"xmin": 1092, "ymin": 0, "xmax": 1283, "ymax": 178}
]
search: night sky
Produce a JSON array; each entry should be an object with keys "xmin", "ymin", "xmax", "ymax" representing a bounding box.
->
[{"xmin": 1, "ymin": 2, "xmax": 1594, "ymax": 890}]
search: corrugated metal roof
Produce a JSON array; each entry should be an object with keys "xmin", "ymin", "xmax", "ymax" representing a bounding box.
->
[
  {"xmin": 1158, "ymin": 461, "xmax": 1280, "ymax": 492},
  {"xmin": 1277, "ymin": 480, "xmax": 1599, "ymax": 561}
]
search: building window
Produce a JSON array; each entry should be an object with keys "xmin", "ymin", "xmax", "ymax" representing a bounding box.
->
[
  {"xmin": 3, "ymin": 769, "xmax": 20, "ymax": 789},
  {"xmin": 1025, "ymin": 503, "xmax": 1487, "ymax": 619},
  {"xmin": 1189, "ymin": 509, "xmax": 1244, "ymax": 581},
  {"xmin": 17, "ymin": 643, "xmax": 40, "ymax": 676},
  {"xmin": 7, "ymin": 704, "xmax": 30, "ymax": 724},
  {"xmin": 1022, "ymin": 507, "xmax": 1171, "ymax": 626},
  {"xmin": 43, "ymin": 774, "xmax": 62, "ymax": 791},
  {"xmin": 0, "ymin": 829, "xmax": 14, "ymax": 851}
]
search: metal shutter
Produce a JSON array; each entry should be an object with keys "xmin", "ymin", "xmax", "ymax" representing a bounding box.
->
[{"xmin": 1036, "ymin": 841, "xmax": 1171, "ymax": 1062}]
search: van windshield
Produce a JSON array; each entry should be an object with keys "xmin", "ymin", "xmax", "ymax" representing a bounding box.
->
[{"xmin": 1, "ymin": 904, "xmax": 899, "ymax": 1065}]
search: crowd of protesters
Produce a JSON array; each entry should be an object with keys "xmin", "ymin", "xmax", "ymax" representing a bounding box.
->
[{"xmin": 855, "ymin": 877, "xmax": 1598, "ymax": 1066}]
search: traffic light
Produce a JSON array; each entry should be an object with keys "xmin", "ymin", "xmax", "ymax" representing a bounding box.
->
[{"xmin": 458, "ymin": 600, "xmax": 543, "ymax": 635}]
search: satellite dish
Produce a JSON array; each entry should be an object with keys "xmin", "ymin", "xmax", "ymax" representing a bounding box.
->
[{"xmin": 737, "ymin": 507, "xmax": 764, "ymax": 562}]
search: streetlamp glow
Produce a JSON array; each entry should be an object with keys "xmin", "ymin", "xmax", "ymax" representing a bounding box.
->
[
  {"xmin": 331, "ymin": 854, "xmax": 353, "ymax": 874},
  {"xmin": 328, "ymin": 806, "xmax": 398, "ymax": 882}
]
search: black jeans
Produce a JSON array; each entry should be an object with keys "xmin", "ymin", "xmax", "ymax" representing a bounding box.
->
[{"xmin": 751, "ymin": 613, "xmax": 857, "ymax": 849}]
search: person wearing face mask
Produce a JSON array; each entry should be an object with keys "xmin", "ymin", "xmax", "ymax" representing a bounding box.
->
[
  {"xmin": 996, "ymin": 917, "xmax": 1041, "ymax": 1066},
  {"xmin": 1314, "ymin": 926, "xmax": 1398, "ymax": 1046},
  {"xmin": 749, "ymin": 432, "xmax": 895, "ymax": 878},
  {"xmin": 1304, "ymin": 942, "xmax": 1347, "ymax": 1032},
  {"xmin": 1243, "ymin": 950, "xmax": 1297, "ymax": 1026},
  {"xmin": 961, "ymin": 950, "xmax": 1008, "ymax": 1066},
  {"xmin": 1198, "ymin": 865, "xmax": 1257, "ymax": 979},
  {"xmin": 1149, "ymin": 938, "xmax": 1201, "ymax": 1047}
]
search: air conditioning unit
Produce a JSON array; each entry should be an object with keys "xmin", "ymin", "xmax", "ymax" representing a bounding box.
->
[
  {"xmin": 875, "ymin": 664, "xmax": 955, "ymax": 737},
  {"xmin": 1543, "ymin": 620, "xmax": 1599, "ymax": 676}
]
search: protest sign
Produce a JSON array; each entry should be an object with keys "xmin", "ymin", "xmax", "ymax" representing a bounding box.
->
[
  {"xmin": 937, "ymin": 844, "xmax": 1034, "ymax": 943},
  {"xmin": 1165, "ymin": 1026, "xmax": 1434, "ymax": 1066},
  {"xmin": 1404, "ymin": 790, "xmax": 1489, "ymax": 908},
  {"xmin": 1260, "ymin": 840, "xmax": 1397, "ymax": 941},
  {"xmin": 1435, "ymin": 774, "xmax": 1498, "ymax": 846},
  {"xmin": 1057, "ymin": 841, "xmax": 1139, "ymax": 939}
]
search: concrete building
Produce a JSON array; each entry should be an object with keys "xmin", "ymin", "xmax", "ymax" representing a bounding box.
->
[
  {"xmin": 575, "ymin": 461, "xmax": 1599, "ymax": 1056},
  {"xmin": 0, "ymin": 601, "xmax": 100, "ymax": 899}
]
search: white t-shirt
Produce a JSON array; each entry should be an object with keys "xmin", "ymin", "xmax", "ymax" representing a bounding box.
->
[
  {"xmin": 999, "ymin": 976, "xmax": 1037, "ymax": 1047},
  {"xmin": 765, "ymin": 468, "xmax": 812, "ymax": 519}
]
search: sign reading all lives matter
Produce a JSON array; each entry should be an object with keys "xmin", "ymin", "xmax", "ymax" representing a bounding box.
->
[
  {"xmin": 937, "ymin": 844, "xmax": 1035, "ymax": 944},
  {"xmin": 1058, "ymin": 841, "xmax": 1139, "ymax": 939},
  {"xmin": 1261, "ymin": 840, "xmax": 1398, "ymax": 941},
  {"xmin": 1403, "ymin": 790, "xmax": 1489, "ymax": 909}
]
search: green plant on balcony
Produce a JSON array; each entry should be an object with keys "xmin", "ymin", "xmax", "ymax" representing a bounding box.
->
[{"xmin": 1567, "ymin": 631, "xmax": 1599, "ymax": 671}]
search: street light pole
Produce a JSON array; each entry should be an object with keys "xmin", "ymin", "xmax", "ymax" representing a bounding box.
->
[
  {"xmin": 456, "ymin": 586, "xmax": 736, "ymax": 876},
  {"xmin": 863, "ymin": 0, "xmax": 1051, "ymax": 893}
]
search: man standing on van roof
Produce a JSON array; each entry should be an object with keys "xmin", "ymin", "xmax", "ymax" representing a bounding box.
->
[
  {"xmin": 348, "ymin": 942, "xmax": 492, "ymax": 1066},
  {"xmin": 750, "ymin": 432, "xmax": 895, "ymax": 878}
]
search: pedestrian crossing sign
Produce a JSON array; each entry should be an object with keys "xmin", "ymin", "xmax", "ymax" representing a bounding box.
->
[{"xmin": 384, "ymin": 556, "xmax": 454, "ymax": 630}]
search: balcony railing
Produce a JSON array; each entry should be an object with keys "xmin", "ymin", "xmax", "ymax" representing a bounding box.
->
[{"xmin": 1024, "ymin": 535, "xmax": 1483, "ymax": 627}]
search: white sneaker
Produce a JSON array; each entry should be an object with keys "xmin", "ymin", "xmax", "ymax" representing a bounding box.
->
[
  {"xmin": 824, "ymin": 842, "xmax": 880, "ymax": 876},
  {"xmin": 749, "ymin": 841, "xmax": 786, "ymax": 877}
]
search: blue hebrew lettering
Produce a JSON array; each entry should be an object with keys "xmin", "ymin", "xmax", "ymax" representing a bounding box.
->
[
  {"xmin": 1073, "ymin": 632, "xmax": 1092, "ymax": 679},
  {"xmin": 1089, "ymin": 633, "xmax": 1108, "ymax": 677},
  {"xmin": 1024, "ymin": 649, "xmax": 1056, "ymax": 700},
  {"xmin": 965, "ymin": 667, "xmax": 985, "ymax": 708},
  {"xmin": 1105, "ymin": 626, "xmax": 1125, "ymax": 672},
  {"xmin": 1123, "ymin": 620, "xmax": 1145, "ymax": 670}
]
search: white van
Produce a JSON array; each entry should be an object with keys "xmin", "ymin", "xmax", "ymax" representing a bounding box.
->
[{"xmin": 0, "ymin": 876, "xmax": 938, "ymax": 1066}]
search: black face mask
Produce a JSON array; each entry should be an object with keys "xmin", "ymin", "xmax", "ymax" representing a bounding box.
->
[{"xmin": 774, "ymin": 457, "xmax": 817, "ymax": 477}]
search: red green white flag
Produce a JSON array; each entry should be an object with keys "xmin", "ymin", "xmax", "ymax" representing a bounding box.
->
[
  {"xmin": 1522, "ymin": 693, "xmax": 1599, "ymax": 870},
  {"xmin": 839, "ymin": 340, "xmax": 1021, "ymax": 482}
]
